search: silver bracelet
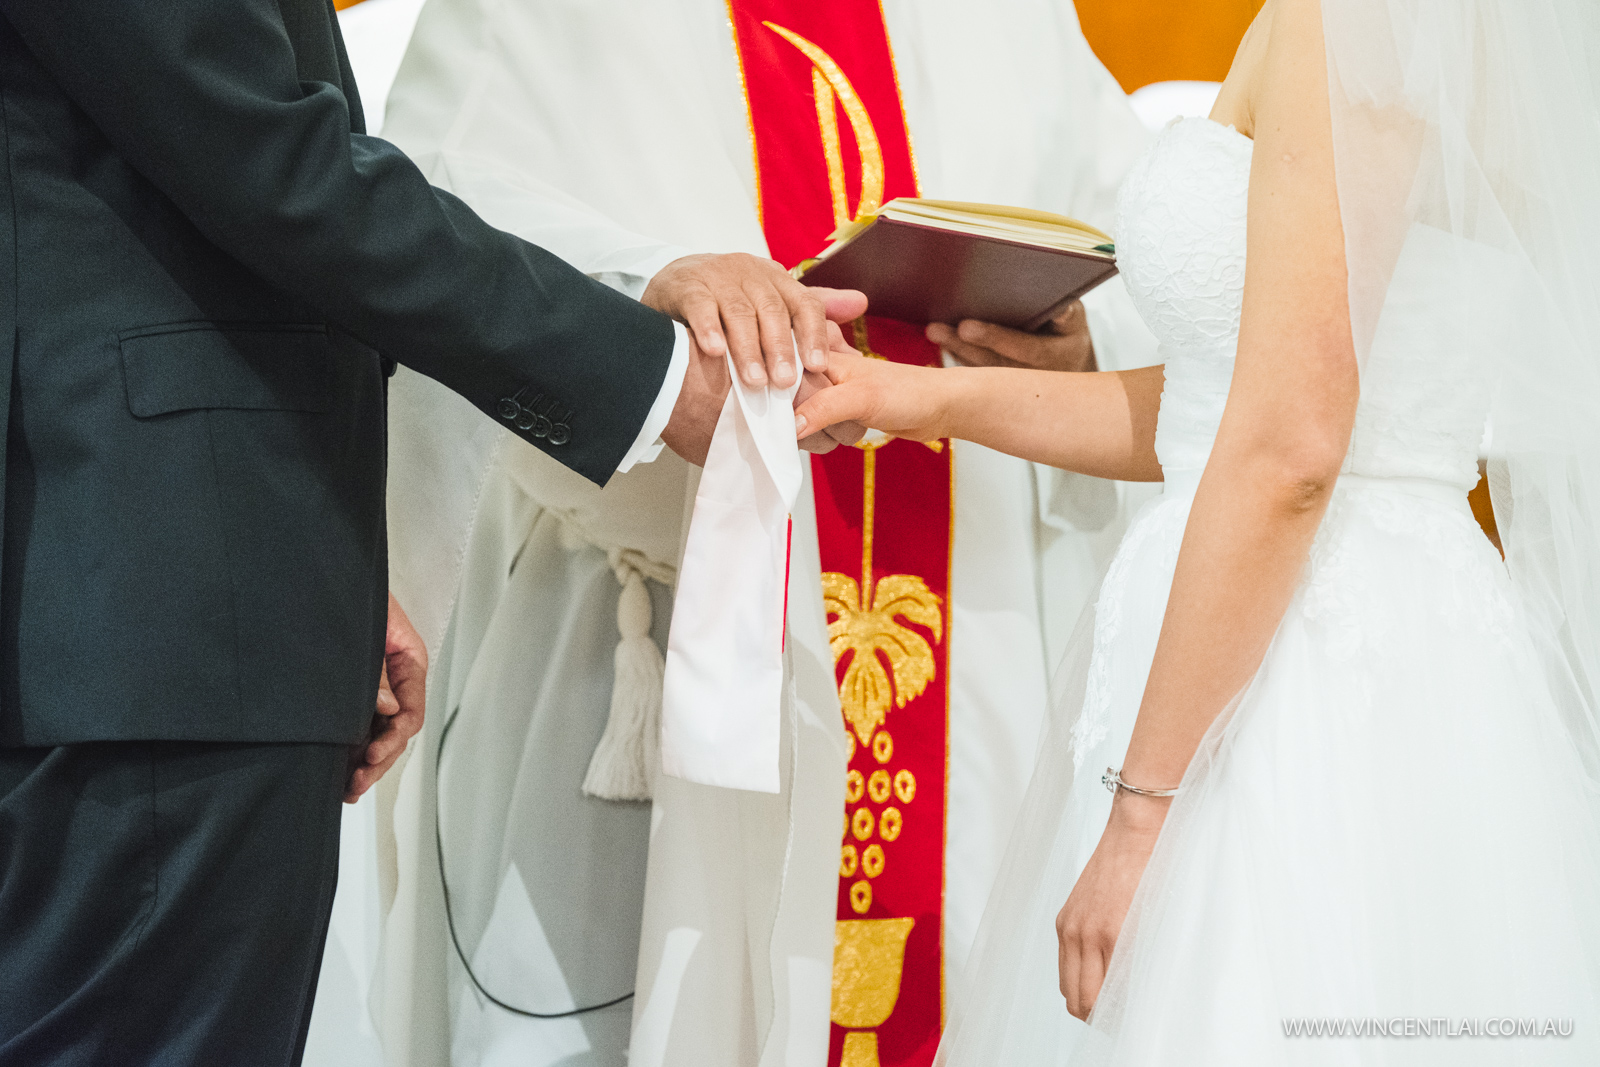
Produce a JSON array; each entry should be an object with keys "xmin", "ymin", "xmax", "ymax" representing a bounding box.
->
[{"xmin": 1102, "ymin": 767, "xmax": 1182, "ymax": 798}]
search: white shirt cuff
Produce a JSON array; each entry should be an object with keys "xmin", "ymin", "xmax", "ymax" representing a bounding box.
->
[{"xmin": 616, "ymin": 320, "xmax": 690, "ymax": 474}]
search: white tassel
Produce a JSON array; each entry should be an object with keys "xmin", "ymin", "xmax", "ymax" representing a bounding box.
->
[{"xmin": 582, "ymin": 559, "xmax": 666, "ymax": 801}]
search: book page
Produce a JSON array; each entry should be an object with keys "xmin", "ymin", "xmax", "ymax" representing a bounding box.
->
[
  {"xmin": 881, "ymin": 199, "xmax": 1114, "ymax": 255},
  {"xmin": 890, "ymin": 199, "xmax": 1113, "ymax": 240}
]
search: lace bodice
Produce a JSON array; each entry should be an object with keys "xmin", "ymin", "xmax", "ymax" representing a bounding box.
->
[{"xmin": 1115, "ymin": 118, "xmax": 1490, "ymax": 490}]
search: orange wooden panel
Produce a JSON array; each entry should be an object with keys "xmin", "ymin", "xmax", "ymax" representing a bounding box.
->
[
  {"xmin": 1075, "ymin": 0, "xmax": 1265, "ymax": 92},
  {"xmin": 1469, "ymin": 468, "xmax": 1502, "ymax": 556},
  {"xmin": 333, "ymin": 0, "xmax": 366, "ymax": 10}
]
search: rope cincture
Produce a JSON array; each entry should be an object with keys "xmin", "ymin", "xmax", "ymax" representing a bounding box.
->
[{"xmin": 580, "ymin": 548, "xmax": 675, "ymax": 801}]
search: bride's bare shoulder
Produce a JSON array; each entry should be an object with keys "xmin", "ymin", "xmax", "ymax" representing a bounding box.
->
[
  {"xmin": 1209, "ymin": 3, "xmax": 1272, "ymax": 136},
  {"xmin": 1211, "ymin": 0, "xmax": 1326, "ymax": 139}
]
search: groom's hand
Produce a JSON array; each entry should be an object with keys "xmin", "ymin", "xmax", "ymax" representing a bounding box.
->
[
  {"xmin": 346, "ymin": 593, "xmax": 428, "ymax": 803},
  {"xmin": 643, "ymin": 253, "xmax": 867, "ymax": 389},
  {"xmin": 661, "ymin": 296, "xmax": 868, "ymax": 465}
]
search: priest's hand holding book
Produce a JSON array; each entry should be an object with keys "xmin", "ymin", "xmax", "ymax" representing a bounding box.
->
[{"xmin": 927, "ymin": 300, "xmax": 1096, "ymax": 373}]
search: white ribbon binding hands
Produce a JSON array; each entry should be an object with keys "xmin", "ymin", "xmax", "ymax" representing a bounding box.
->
[{"xmin": 661, "ymin": 351, "xmax": 803, "ymax": 794}]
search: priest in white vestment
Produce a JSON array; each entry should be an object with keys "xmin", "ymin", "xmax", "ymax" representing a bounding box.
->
[{"xmin": 306, "ymin": 2, "xmax": 1157, "ymax": 1065}]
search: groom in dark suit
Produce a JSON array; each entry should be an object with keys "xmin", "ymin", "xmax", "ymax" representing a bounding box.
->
[{"xmin": 0, "ymin": 1, "xmax": 862, "ymax": 1064}]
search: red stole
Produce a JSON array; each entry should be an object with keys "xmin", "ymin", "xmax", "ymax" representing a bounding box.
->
[{"xmin": 726, "ymin": 5, "xmax": 953, "ymax": 1065}]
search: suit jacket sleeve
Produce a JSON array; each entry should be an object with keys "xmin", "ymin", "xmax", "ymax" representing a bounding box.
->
[{"xmin": 0, "ymin": 0, "xmax": 675, "ymax": 484}]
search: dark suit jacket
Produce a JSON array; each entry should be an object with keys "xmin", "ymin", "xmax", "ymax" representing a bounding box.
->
[{"xmin": 0, "ymin": 0, "xmax": 677, "ymax": 745}]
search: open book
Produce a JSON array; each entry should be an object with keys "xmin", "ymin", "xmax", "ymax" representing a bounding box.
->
[{"xmin": 797, "ymin": 198, "xmax": 1118, "ymax": 332}]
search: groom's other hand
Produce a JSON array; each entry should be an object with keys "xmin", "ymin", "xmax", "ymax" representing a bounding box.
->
[
  {"xmin": 346, "ymin": 594, "xmax": 428, "ymax": 803},
  {"xmin": 794, "ymin": 371, "xmax": 856, "ymax": 455},
  {"xmin": 661, "ymin": 332, "xmax": 732, "ymax": 466},
  {"xmin": 927, "ymin": 300, "xmax": 1096, "ymax": 373},
  {"xmin": 643, "ymin": 253, "xmax": 868, "ymax": 389}
]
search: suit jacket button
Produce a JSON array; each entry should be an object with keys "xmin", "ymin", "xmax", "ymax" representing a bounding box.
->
[
  {"xmin": 497, "ymin": 397, "xmax": 520, "ymax": 421},
  {"xmin": 548, "ymin": 422, "xmax": 570, "ymax": 446}
]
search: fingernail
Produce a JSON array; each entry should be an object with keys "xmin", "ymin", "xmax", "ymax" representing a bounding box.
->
[
  {"xmin": 808, "ymin": 348, "xmax": 826, "ymax": 369},
  {"xmin": 744, "ymin": 362, "xmax": 766, "ymax": 385},
  {"xmin": 795, "ymin": 414, "xmax": 808, "ymax": 436},
  {"xmin": 708, "ymin": 331, "xmax": 726, "ymax": 354}
]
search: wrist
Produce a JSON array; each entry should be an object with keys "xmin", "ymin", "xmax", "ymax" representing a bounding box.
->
[
  {"xmin": 1102, "ymin": 762, "xmax": 1179, "ymax": 838},
  {"xmin": 927, "ymin": 369, "xmax": 964, "ymax": 441},
  {"xmin": 1108, "ymin": 789, "xmax": 1171, "ymax": 838},
  {"xmin": 639, "ymin": 253, "xmax": 702, "ymax": 316},
  {"xmin": 639, "ymin": 266, "xmax": 669, "ymax": 313}
]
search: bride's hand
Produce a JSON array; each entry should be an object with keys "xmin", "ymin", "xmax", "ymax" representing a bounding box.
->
[
  {"xmin": 792, "ymin": 344, "xmax": 952, "ymax": 442},
  {"xmin": 1056, "ymin": 792, "xmax": 1169, "ymax": 1020},
  {"xmin": 792, "ymin": 320, "xmax": 867, "ymax": 452}
]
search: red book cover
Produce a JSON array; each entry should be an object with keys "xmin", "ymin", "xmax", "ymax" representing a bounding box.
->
[{"xmin": 799, "ymin": 215, "xmax": 1119, "ymax": 331}]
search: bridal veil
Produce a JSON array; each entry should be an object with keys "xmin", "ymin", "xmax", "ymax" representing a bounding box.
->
[
  {"xmin": 938, "ymin": 0, "xmax": 1600, "ymax": 1061},
  {"xmin": 1324, "ymin": 0, "xmax": 1600, "ymax": 774}
]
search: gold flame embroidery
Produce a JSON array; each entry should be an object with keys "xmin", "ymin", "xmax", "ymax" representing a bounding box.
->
[{"xmin": 763, "ymin": 22, "xmax": 886, "ymax": 227}]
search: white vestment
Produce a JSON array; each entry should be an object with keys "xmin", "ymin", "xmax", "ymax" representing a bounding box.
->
[{"xmin": 307, "ymin": 2, "xmax": 1157, "ymax": 1064}]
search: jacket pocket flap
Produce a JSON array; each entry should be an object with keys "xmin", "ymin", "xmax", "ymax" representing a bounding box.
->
[{"xmin": 120, "ymin": 323, "xmax": 333, "ymax": 417}]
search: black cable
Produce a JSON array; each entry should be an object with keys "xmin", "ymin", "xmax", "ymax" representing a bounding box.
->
[{"xmin": 435, "ymin": 707, "xmax": 636, "ymax": 1019}]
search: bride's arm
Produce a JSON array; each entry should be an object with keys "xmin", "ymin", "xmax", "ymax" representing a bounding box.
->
[
  {"xmin": 1058, "ymin": 0, "xmax": 1359, "ymax": 1019},
  {"xmin": 794, "ymin": 358, "xmax": 1168, "ymax": 482},
  {"xmin": 1121, "ymin": 0, "xmax": 1355, "ymax": 791}
]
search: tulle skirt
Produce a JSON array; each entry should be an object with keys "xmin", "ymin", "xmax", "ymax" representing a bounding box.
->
[{"xmin": 938, "ymin": 473, "xmax": 1600, "ymax": 1066}]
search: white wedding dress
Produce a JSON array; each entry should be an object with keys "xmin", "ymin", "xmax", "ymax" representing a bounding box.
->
[{"xmin": 939, "ymin": 116, "xmax": 1600, "ymax": 1065}]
